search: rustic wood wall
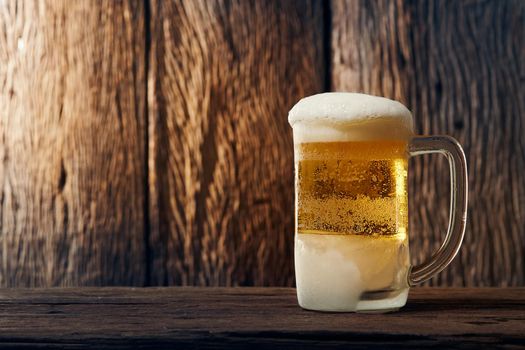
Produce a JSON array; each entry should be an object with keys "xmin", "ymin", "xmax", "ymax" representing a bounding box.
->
[
  {"xmin": 0, "ymin": 0, "xmax": 147, "ymax": 286},
  {"xmin": 0, "ymin": 0, "xmax": 523, "ymax": 287},
  {"xmin": 332, "ymin": 0, "xmax": 524, "ymax": 286},
  {"xmin": 147, "ymin": 0, "xmax": 324, "ymax": 286}
]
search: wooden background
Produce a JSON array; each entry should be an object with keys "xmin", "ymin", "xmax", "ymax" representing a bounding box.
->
[{"xmin": 0, "ymin": 0, "xmax": 523, "ymax": 287}]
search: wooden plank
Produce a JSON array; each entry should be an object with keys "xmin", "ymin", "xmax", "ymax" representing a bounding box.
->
[
  {"xmin": 0, "ymin": 287, "xmax": 522, "ymax": 348},
  {"xmin": 148, "ymin": 0, "xmax": 325, "ymax": 286},
  {"xmin": 0, "ymin": 1, "xmax": 147, "ymax": 286},
  {"xmin": 331, "ymin": 0, "xmax": 525, "ymax": 286}
]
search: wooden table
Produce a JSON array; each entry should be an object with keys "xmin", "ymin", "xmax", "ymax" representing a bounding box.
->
[{"xmin": 0, "ymin": 288, "xmax": 523, "ymax": 349}]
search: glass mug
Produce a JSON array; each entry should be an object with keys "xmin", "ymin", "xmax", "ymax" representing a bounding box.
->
[{"xmin": 288, "ymin": 93, "xmax": 467, "ymax": 312}]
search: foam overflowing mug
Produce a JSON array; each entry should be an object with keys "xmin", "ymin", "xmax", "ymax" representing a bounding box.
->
[{"xmin": 288, "ymin": 93, "xmax": 468, "ymax": 312}]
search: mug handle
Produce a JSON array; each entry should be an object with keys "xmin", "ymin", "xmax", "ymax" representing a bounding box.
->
[{"xmin": 408, "ymin": 136, "xmax": 468, "ymax": 285}]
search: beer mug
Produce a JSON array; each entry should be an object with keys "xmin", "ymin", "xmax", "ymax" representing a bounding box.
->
[{"xmin": 288, "ymin": 93, "xmax": 467, "ymax": 312}]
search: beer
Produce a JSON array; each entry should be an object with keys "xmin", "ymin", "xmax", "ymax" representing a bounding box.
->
[
  {"xmin": 289, "ymin": 92, "xmax": 468, "ymax": 312},
  {"xmin": 289, "ymin": 92, "xmax": 414, "ymax": 312},
  {"xmin": 294, "ymin": 140, "xmax": 410, "ymax": 311},
  {"xmin": 297, "ymin": 140, "xmax": 408, "ymax": 237}
]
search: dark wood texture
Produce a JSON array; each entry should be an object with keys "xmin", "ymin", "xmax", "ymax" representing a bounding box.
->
[
  {"xmin": 1, "ymin": 0, "xmax": 523, "ymax": 288},
  {"xmin": 148, "ymin": 0, "xmax": 325, "ymax": 286},
  {"xmin": 0, "ymin": 287, "xmax": 523, "ymax": 349},
  {"xmin": 0, "ymin": 1, "xmax": 147, "ymax": 286},
  {"xmin": 331, "ymin": 0, "xmax": 525, "ymax": 286}
]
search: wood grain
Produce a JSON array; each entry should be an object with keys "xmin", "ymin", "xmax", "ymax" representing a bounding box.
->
[
  {"xmin": 0, "ymin": 0, "xmax": 522, "ymax": 288},
  {"xmin": 331, "ymin": 0, "xmax": 525, "ymax": 286},
  {"xmin": 148, "ymin": 0, "xmax": 325, "ymax": 286},
  {"xmin": 0, "ymin": 287, "xmax": 523, "ymax": 348},
  {"xmin": 0, "ymin": 1, "xmax": 147, "ymax": 286}
]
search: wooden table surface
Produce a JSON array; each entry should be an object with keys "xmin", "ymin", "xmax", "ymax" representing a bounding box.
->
[{"xmin": 0, "ymin": 288, "xmax": 523, "ymax": 349}]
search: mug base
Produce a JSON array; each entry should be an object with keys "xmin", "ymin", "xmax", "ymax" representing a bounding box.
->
[
  {"xmin": 356, "ymin": 288, "xmax": 409, "ymax": 312},
  {"xmin": 298, "ymin": 288, "xmax": 409, "ymax": 313}
]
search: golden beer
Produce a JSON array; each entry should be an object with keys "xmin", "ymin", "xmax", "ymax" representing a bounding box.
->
[
  {"xmin": 297, "ymin": 140, "xmax": 408, "ymax": 238},
  {"xmin": 294, "ymin": 140, "xmax": 410, "ymax": 311},
  {"xmin": 289, "ymin": 92, "xmax": 468, "ymax": 313}
]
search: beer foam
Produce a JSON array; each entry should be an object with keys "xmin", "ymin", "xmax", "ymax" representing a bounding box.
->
[
  {"xmin": 294, "ymin": 233, "xmax": 409, "ymax": 312},
  {"xmin": 288, "ymin": 93, "xmax": 414, "ymax": 142}
]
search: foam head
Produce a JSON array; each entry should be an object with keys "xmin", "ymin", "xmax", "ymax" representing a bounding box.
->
[{"xmin": 288, "ymin": 93, "xmax": 414, "ymax": 143}]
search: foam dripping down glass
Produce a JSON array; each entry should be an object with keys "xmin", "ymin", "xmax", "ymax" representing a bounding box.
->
[{"xmin": 288, "ymin": 93, "xmax": 468, "ymax": 312}]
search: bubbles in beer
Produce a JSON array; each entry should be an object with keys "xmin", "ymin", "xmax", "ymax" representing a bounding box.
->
[{"xmin": 296, "ymin": 140, "xmax": 408, "ymax": 239}]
